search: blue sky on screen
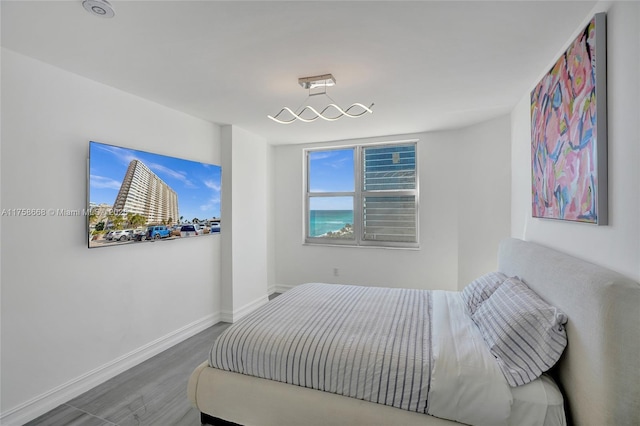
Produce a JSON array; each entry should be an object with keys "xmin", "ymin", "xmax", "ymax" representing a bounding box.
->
[
  {"xmin": 309, "ymin": 148, "xmax": 354, "ymax": 210},
  {"xmin": 89, "ymin": 142, "xmax": 221, "ymax": 222}
]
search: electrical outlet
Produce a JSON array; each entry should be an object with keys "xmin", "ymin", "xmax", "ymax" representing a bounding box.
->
[{"xmin": 333, "ymin": 268, "xmax": 339, "ymax": 277}]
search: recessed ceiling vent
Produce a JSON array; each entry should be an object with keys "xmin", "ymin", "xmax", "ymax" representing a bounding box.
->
[{"xmin": 82, "ymin": 0, "xmax": 115, "ymax": 18}]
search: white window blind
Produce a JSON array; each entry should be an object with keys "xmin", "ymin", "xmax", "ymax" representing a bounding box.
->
[
  {"xmin": 363, "ymin": 196, "xmax": 416, "ymax": 243},
  {"xmin": 362, "ymin": 144, "xmax": 417, "ymax": 243}
]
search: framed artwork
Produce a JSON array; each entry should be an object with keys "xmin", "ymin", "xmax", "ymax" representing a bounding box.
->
[{"xmin": 531, "ymin": 13, "xmax": 607, "ymax": 225}]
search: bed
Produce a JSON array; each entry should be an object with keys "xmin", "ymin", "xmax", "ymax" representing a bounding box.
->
[{"xmin": 188, "ymin": 238, "xmax": 640, "ymax": 425}]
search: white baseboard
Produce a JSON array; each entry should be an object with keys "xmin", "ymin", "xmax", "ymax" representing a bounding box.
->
[
  {"xmin": 220, "ymin": 294, "xmax": 269, "ymax": 323},
  {"xmin": 271, "ymin": 283, "xmax": 295, "ymax": 294},
  {"xmin": 0, "ymin": 313, "xmax": 220, "ymax": 426}
]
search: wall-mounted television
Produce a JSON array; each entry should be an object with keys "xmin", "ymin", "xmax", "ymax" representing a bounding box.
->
[{"xmin": 88, "ymin": 141, "xmax": 221, "ymax": 248}]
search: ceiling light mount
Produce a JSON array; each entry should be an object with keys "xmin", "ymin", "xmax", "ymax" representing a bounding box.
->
[
  {"xmin": 82, "ymin": 0, "xmax": 115, "ymax": 18},
  {"xmin": 298, "ymin": 74, "xmax": 336, "ymax": 90},
  {"xmin": 269, "ymin": 73, "xmax": 373, "ymax": 124}
]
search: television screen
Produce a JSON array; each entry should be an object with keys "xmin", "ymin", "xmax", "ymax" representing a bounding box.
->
[{"xmin": 88, "ymin": 141, "xmax": 221, "ymax": 248}]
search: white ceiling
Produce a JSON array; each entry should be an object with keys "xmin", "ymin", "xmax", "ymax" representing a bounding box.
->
[{"xmin": 1, "ymin": 1, "xmax": 597, "ymax": 145}]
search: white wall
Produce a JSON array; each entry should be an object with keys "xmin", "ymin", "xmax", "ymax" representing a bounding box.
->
[
  {"xmin": 457, "ymin": 117, "xmax": 512, "ymax": 287},
  {"xmin": 511, "ymin": 1, "xmax": 640, "ymax": 282},
  {"xmin": 266, "ymin": 144, "xmax": 277, "ymax": 292},
  {"xmin": 220, "ymin": 126, "xmax": 270, "ymax": 320},
  {"xmin": 0, "ymin": 49, "xmax": 222, "ymax": 424},
  {"xmin": 273, "ymin": 119, "xmax": 511, "ymax": 292}
]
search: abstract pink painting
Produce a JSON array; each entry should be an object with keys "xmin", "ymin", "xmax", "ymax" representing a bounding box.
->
[{"xmin": 531, "ymin": 13, "xmax": 607, "ymax": 225}]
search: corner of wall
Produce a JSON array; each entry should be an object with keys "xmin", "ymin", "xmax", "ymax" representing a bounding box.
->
[{"xmin": 220, "ymin": 125, "xmax": 270, "ymax": 316}]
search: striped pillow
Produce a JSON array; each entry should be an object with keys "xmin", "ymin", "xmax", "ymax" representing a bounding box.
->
[
  {"xmin": 461, "ymin": 271, "xmax": 508, "ymax": 315},
  {"xmin": 471, "ymin": 277, "xmax": 568, "ymax": 387}
]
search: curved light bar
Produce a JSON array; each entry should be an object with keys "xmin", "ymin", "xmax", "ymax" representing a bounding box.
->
[{"xmin": 268, "ymin": 102, "xmax": 374, "ymax": 124}]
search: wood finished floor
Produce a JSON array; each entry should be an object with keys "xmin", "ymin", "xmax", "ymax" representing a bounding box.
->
[{"xmin": 25, "ymin": 322, "xmax": 231, "ymax": 426}]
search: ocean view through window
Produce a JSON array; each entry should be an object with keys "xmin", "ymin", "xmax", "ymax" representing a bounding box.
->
[
  {"xmin": 309, "ymin": 209, "xmax": 354, "ymax": 238},
  {"xmin": 305, "ymin": 141, "xmax": 418, "ymax": 247},
  {"xmin": 307, "ymin": 149, "xmax": 355, "ymax": 241}
]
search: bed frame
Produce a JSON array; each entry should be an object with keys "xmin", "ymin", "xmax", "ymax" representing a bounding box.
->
[{"xmin": 188, "ymin": 238, "xmax": 640, "ymax": 425}]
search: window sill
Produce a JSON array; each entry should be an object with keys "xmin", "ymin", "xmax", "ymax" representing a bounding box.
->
[{"xmin": 303, "ymin": 242, "xmax": 420, "ymax": 251}]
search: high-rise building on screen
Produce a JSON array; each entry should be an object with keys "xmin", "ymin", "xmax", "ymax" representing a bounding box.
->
[{"xmin": 113, "ymin": 160, "xmax": 179, "ymax": 225}]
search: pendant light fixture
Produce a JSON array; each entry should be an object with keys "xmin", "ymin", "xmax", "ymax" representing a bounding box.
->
[{"xmin": 268, "ymin": 74, "xmax": 374, "ymax": 124}]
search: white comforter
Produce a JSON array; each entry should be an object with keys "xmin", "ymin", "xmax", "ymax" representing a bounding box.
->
[{"xmin": 210, "ymin": 284, "xmax": 513, "ymax": 425}]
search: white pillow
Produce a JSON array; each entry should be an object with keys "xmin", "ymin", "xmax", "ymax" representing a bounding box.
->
[
  {"xmin": 461, "ymin": 271, "xmax": 508, "ymax": 315},
  {"xmin": 472, "ymin": 277, "xmax": 568, "ymax": 387}
]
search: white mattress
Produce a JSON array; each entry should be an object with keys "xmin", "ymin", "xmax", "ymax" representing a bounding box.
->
[{"xmin": 510, "ymin": 374, "xmax": 566, "ymax": 426}]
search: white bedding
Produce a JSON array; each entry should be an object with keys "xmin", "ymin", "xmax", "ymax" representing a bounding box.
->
[
  {"xmin": 430, "ymin": 290, "xmax": 512, "ymax": 424},
  {"xmin": 510, "ymin": 375, "xmax": 566, "ymax": 426},
  {"xmin": 430, "ymin": 291, "xmax": 566, "ymax": 426},
  {"xmin": 208, "ymin": 283, "xmax": 565, "ymax": 426}
]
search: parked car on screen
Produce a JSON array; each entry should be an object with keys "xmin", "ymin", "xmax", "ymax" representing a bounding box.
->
[
  {"xmin": 210, "ymin": 223, "xmax": 221, "ymax": 233},
  {"xmin": 146, "ymin": 225, "xmax": 170, "ymax": 240},
  {"xmin": 132, "ymin": 228, "xmax": 146, "ymax": 241},
  {"xmin": 180, "ymin": 224, "xmax": 200, "ymax": 237},
  {"xmin": 111, "ymin": 229, "xmax": 134, "ymax": 241}
]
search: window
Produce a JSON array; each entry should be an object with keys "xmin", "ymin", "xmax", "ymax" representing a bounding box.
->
[{"xmin": 305, "ymin": 141, "xmax": 418, "ymax": 248}]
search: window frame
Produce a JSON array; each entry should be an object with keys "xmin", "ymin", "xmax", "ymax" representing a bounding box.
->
[{"xmin": 304, "ymin": 139, "xmax": 419, "ymax": 249}]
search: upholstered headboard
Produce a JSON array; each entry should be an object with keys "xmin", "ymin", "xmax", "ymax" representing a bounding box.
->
[{"xmin": 498, "ymin": 238, "xmax": 639, "ymax": 426}]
